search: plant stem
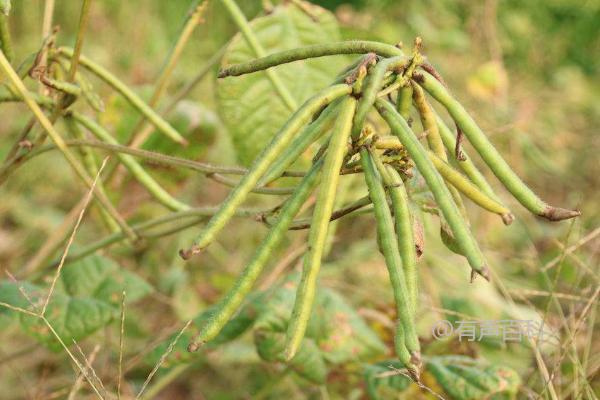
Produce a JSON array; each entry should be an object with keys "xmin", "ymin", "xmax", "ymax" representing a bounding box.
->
[
  {"xmin": 218, "ymin": 40, "xmax": 405, "ymax": 78},
  {"xmin": 0, "ymin": 50, "xmax": 137, "ymax": 240},
  {"xmin": 128, "ymin": 0, "xmax": 209, "ymax": 148},
  {"xmin": 221, "ymin": 0, "xmax": 297, "ymax": 111},
  {"xmin": 55, "ymin": 47, "xmax": 187, "ymax": 145},
  {"xmin": 71, "ymin": 112, "xmax": 190, "ymax": 211},
  {"xmin": 0, "ymin": 13, "xmax": 13, "ymax": 62}
]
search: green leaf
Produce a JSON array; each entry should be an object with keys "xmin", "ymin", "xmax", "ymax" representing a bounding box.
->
[
  {"xmin": 61, "ymin": 254, "xmax": 153, "ymax": 305},
  {"xmin": 216, "ymin": 1, "xmax": 346, "ymax": 164},
  {"xmin": 364, "ymin": 360, "xmax": 411, "ymax": 400},
  {"xmin": 254, "ymin": 330, "xmax": 327, "ymax": 384},
  {"xmin": 19, "ymin": 293, "xmax": 114, "ymax": 351},
  {"xmin": 426, "ymin": 356, "xmax": 520, "ymax": 400},
  {"xmin": 0, "ymin": 279, "xmax": 115, "ymax": 350},
  {"xmin": 312, "ymin": 288, "xmax": 387, "ymax": 363}
]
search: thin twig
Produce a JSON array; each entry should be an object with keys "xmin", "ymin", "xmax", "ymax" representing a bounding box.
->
[
  {"xmin": 117, "ymin": 291, "xmax": 126, "ymax": 400},
  {"xmin": 41, "ymin": 157, "xmax": 109, "ymax": 316},
  {"xmin": 135, "ymin": 320, "xmax": 192, "ymax": 400},
  {"xmin": 68, "ymin": 344, "xmax": 102, "ymax": 400}
]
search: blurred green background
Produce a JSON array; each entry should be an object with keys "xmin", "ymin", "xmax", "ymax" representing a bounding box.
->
[{"xmin": 0, "ymin": 0, "xmax": 598, "ymax": 398}]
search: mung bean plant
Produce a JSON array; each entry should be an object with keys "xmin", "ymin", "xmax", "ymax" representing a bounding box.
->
[{"xmin": 179, "ymin": 38, "xmax": 580, "ymax": 378}]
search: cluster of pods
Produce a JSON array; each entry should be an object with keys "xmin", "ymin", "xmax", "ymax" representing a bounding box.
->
[{"xmin": 180, "ymin": 40, "xmax": 580, "ymax": 378}]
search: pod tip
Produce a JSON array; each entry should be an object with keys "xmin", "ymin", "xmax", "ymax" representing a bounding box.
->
[
  {"xmin": 540, "ymin": 206, "xmax": 581, "ymax": 222},
  {"xmin": 407, "ymin": 353, "xmax": 422, "ymax": 381},
  {"xmin": 179, "ymin": 246, "xmax": 201, "ymax": 260},
  {"xmin": 501, "ymin": 213, "xmax": 515, "ymax": 226},
  {"xmin": 471, "ymin": 266, "xmax": 490, "ymax": 283},
  {"xmin": 187, "ymin": 340, "xmax": 204, "ymax": 353}
]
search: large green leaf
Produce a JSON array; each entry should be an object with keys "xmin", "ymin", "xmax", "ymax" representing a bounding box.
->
[
  {"xmin": 216, "ymin": 1, "xmax": 346, "ymax": 164},
  {"xmin": 426, "ymin": 356, "xmax": 520, "ymax": 400},
  {"xmin": 19, "ymin": 294, "xmax": 114, "ymax": 351},
  {"xmin": 0, "ymin": 255, "xmax": 152, "ymax": 350},
  {"xmin": 61, "ymin": 254, "xmax": 153, "ymax": 305}
]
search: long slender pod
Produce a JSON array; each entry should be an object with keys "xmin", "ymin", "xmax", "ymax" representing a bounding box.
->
[
  {"xmin": 351, "ymin": 56, "xmax": 408, "ymax": 139},
  {"xmin": 376, "ymin": 99, "xmax": 489, "ymax": 279},
  {"xmin": 387, "ymin": 166, "xmax": 418, "ymax": 313},
  {"xmin": 55, "ymin": 47, "xmax": 187, "ymax": 145},
  {"xmin": 285, "ymin": 97, "xmax": 356, "ymax": 360},
  {"xmin": 435, "ymin": 112, "xmax": 504, "ymax": 204},
  {"xmin": 428, "ymin": 151, "xmax": 513, "ymax": 224},
  {"xmin": 71, "ymin": 112, "xmax": 190, "ymax": 212},
  {"xmin": 396, "ymin": 85, "xmax": 413, "ymax": 120},
  {"xmin": 218, "ymin": 41, "xmax": 405, "ymax": 78},
  {"xmin": 370, "ymin": 150, "xmax": 419, "ymax": 315},
  {"xmin": 360, "ymin": 148, "xmax": 420, "ymax": 378},
  {"xmin": 418, "ymin": 72, "xmax": 580, "ymax": 221},
  {"xmin": 181, "ymin": 84, "xmax": 351, "ymax": 258},
  {"xmin": 413, "ymin": 82, "xmax": 468, "ymax": 219},
  {"xmin": 188, "ymin": 160, "xmax": 324, "ymax": 351},
  {"xmin": 259, "ymin": 99, "xmax": 341, "ymax": 184}
]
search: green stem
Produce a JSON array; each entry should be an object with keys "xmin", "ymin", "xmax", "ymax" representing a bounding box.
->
[
  {"xmin": 64, "ymin": 117, "xmax": 121, "ymax": 233},
  {"xmin": 419, "ymin": 72, "xmax": 580, "ymax": 221},
  {"xmin": 189, "ymin": 160, "xmax": 323, "ymax": 349},
  {"xmin": 285, "ymin": 97, "xmax": 356, "ymax": 360},
  {"xmin": 219, "ymin": 41, "xmax": 405, "ymax": 78},
  {"xmin": 128, "ymin": 0, "xmax": 208, "ymax": 148},
  {"xmin": 43, "ymin": 206, "xmax": 268, "ymax": 271},
  {"xmin": 360, "ymin": 147, "xmax": 420, "ymax": 378},
  {"xmin": 376, "ymin": 99, "xmax": 489, "ymax": 279},
  {"xmin": 55, "ymin": 47, "xmax": 187, "ymax": 145},
  {"xmin": 182, "ymin": 84, "xmax": 351, "ymax": 259},
  {"xmin": 0, "ymin": 50, "xmax": 137, "ymax": 240},
  {"xmin": 0, "ymin": 13, "xmax": 13, "ymax": 62},
  {"xmin": 71, "ymin": 112, "xmax": 190, "ymax": 212},
  {"xmin": 221, "ymin": 0, "xmax": 297, "ymax": 111},
  {"xmin": 65, "ymin": 0, "xmax": 92, "ymax": 83}
]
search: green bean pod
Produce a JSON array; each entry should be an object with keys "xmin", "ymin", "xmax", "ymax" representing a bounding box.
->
[
  {"xmin": 419, "ymin": 72, "xmax": 580, "ymax": 221},
  {"xmin": 72, "ymin": 112, "xmax": 190, "ymax": 212},
  {"xmin": 376, "ymin": 99, "xmax": 489, "ymax": 279},
  {"xmin": 188, "ymin": 160, "xmax": 324, "ymax": 351},
  {"xmin": 413, "ymin": 83, "xmax": 469, "ymax": 219},
  {"xmin": 181, "ymin": 85, "xmax": 352, "ymax": 259},
  {"xmin": 259, "ymin": 99, "xmax": 341, "ymax": 185},
  {"xmin": 435, "ymin": 113, "xmax": 504, "ymax": 204},
  {"xmin": 386, "ymin": 166, "xmax": 418, "ymax": 313},
  {"xmin": 396, "ymin": 85, "xmax": 413, "ymax": 121},
  {"xmin": 56, "ymin": 47, "xmax": 187, "ymax": 145},
  {"xmin": 360, "ymin": 148, "xmax": 420, "ymax": 377},
  {"xmin": 351, "ymin": 56, "xmax": 409, "ymax": 139},
  {"xmin": 285, "ymin": 96, "xmax": 357, "ymax": 361},
  {"xmin": 428, "ymin": 151, "xmax": 514, "ymax": 224},
  {"xmin": 218, "ymin": 41, "xmax": 405, "ymax": 78}
]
